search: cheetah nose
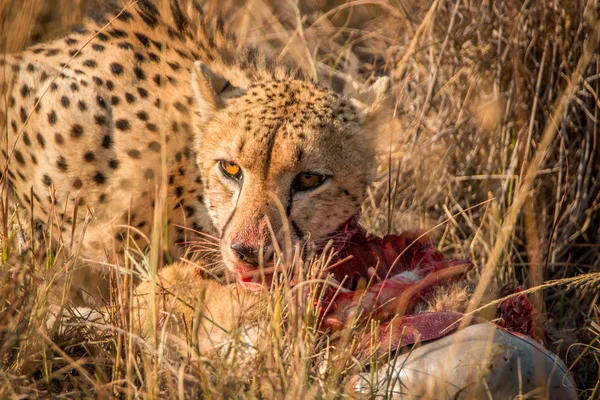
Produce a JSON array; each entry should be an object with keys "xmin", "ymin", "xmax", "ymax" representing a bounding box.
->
[{"xmin": 231, "ymin": 242, "xmax": 260, "ymax": 266}]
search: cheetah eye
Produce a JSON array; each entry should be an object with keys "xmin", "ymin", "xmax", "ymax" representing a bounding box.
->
[
  {"xmin": 219, "ymin": 161, "xmax": 242, "ymax": 180},
  {"xmin": 292, "ymin": 172, "xmax": 327, "ymax": 192}
]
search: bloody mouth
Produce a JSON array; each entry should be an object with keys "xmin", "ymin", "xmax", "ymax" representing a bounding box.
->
[{"xmin": 232, "ymin": 214, "xmax": 362, "ymax": 290}]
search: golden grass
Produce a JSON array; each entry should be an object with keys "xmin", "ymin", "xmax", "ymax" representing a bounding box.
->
[{"xmin": 1, "ymin": 0, "xmax": 599, "ymax": 398}]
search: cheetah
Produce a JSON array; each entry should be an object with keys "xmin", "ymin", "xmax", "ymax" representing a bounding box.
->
[{"xmin": 0, "ymin": 0, "xmax": 389, "ymax": 307}]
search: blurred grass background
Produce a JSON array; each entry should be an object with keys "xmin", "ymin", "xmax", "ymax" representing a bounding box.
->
[{"xmin": 1, "ymin": 0, "xmax": 599, "ymax": 397}]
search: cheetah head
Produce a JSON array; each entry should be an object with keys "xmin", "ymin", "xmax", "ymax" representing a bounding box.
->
[{"xmin": 190, "ymin": 62, "xmax": 390, "ymax": 282}]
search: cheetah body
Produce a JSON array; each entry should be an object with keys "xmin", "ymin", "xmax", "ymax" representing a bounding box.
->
[{"xmin": 1, "ymin": 0, "xmax": 388, "ymax": 304}]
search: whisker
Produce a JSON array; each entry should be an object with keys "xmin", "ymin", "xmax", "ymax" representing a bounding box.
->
[{"xmin": 174, "ymin": 224, "xmax": 219, "ymax": 242}]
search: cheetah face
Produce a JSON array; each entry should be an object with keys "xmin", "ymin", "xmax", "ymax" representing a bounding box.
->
[{"xmin": 191, "ymin": 62, "xmax": 389, "ymax": 281}]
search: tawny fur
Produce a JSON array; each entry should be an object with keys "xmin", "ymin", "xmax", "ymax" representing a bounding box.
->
[
  {"xmin": 0, "ymin": 0, "xmax": 388, "ymax": 307},
  {"xmin": 133, "ymin": 262, "xmax": 265, "ymax": 352}
]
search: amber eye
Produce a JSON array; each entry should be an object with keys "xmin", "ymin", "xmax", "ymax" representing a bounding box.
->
[
  {"xmin": 219, "ymin": 161, "xmax": 242, "ymax": 179},
  {"xmin": 293, "ymin": 172, "xmax": 327, "ymax": 191}
]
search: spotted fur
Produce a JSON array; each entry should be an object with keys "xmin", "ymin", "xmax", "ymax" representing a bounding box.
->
[{"xmin": 0, "ymin": 0, "xmax": 389, "ymax": 305}]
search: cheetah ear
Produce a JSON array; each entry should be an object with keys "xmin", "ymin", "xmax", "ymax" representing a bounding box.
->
[
  {"xmin": 349, "ymin": 76, "xmax": 391, "ymax": 120},
  {"xmin": 191, "ymin": 61, "xmax": 226, "ymax": 121}
]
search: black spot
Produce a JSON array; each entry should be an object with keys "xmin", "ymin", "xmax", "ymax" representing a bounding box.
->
[
  {"xmin": 171, "ymin": 122, "xmax": 179, "ymax": 133},
  {"xmin": 184, "ymin": 206, "xmax": 195, "ymax": 218},
  {"xmin": 102, "ymin": 135, "xmax": 112, "ymax": 149},
  {"xmin": 77, "ymin": 100, "xmax": 87, "ymax": 111},
  {"xmin": 72, "ymin": 178, "xmax": 83, "ymax": 189},
  {"xmin": 45, "ymin": 49, "xmax": 60, "ymax": 56},
  {"xmin": 42, "ymin": 175, "xmax": 52, "ymax": 186},
  {"xmin": 65, "ymin": 37, "xmax": 78, "ymax": 45},
  {"xmin": 30, "ymin": 154, "xmax": 37, "ymax": 164},
  {"xmin": 137, "ymin": 0, "xmax": 159, "ymax": 28},
  {"xmin": 83, "ymin": 59, "xmax": 97, "ymax": 68},
  {"xmin": 146, "ymin": 123, "xmax": 157, "ymax": 132},
  {"xmin": 115, "ymin": 119, "xmax": 130, "ymax": 131},
  {"xmin": 134, "ymin": 52, "xmax": 146, "ymax": 62},
  {"xmin": 61, "ymin": 96, "xmax": 70, "ymax": 108},
  {"xmin": 109, "ymin": 159, "xmax": 119, "ymax": 169},
  {"xmin": 167, "ymin": 61, "xmax": 180, "ymax": 71},
  {"xmin": 175, "ymin": 186, "xmax": 184, "ymax": 197},
  {"xmin": 10, "ymin": 120, "xmax": 17, "ymax": 132},
  {"xmin": 111, "ymin": 96, "xmax": 120, "ymax": 106},
  {"xmin": 148, "ymin": 52, "xmax": 160, "ymax": 62},
  {"xmin": 136, "ymin": 111, "xmax": 148, "ymax": 121},
  {"xmin": 170, "ymin": 0, "xmax": 188, "ymax": 32},
  {"xmin": 19, "ymin": 107, "xmax": 27, "ymax": 123},
  {"xmin": 94, "ymin": 114, "xmax": 107, "ymax": 125},
  {"xmin": 125, "ymin": 93, "xmax": 136, "ymax": 103},
  {"xmin": 109, "ymin": 29, "xmax": 128, "ymax": 38},
  {"xmin": 70, "ymin": 25, "xmax": 88, "ymax": 34},
  {"xmin": 96, "ymin": 96, "xmax": 106, "ymax": 108},
  {"xmin": 14, "ymin": 150, "xmax": 25, "ymax": 164},
  {"xmin": 144, "ymin": 169, "xmax": 154, "ymax": 179},
  {"xmin": 127, "ymin": 149, "xmax": 141, "ymax": 159},
  {"xmin": 8, "ymin": 96, "xmax": 15, "ymax": 107},
  {"xmin": 181, "ymin": 122, "xmax": 192, "ymax": 136},
  {"xmin": 110, "ymin": 63, "xmax": 124, "ymax": 75},
  {"xmin": 173, "ymin": 101, "xmax": 187, "ymax": 113},
  {"xmin": 53, "ymin": 133, "xmax": 62, "ymax": 145},
  {"xmin": 174, "ymin": 48, "xmax": 189, "ymax": 60},
  {"xmin": 26, "ymin": 63, "xmax": 35, "ymax": 72},
  {"xmin": 134, "ymin": 32, "xmax": 150, "ymax": 47},
  {"xmin": 148, "ymin": 141, "xmax": 160, "ymax": 152},
  {"xmin": 152, "ymin": 74, "xmax": 162, "ymax": 86},
  {"xmin": 106, "ymin": 80, "xmax": 114, "ymax": 91},
  {"xmin": 92, "ymin": 43, "xmax": 105, "ymax": 52},
  {"xmin": 97, "ymin": 32, "xmax": 109, "ymax": 42},
  {"xmin": 93, "ymin": 76, "xmax": 103, "ymax": 86},
  {"xmin": 117, "ymin": 41, "xmax": 133, "ymax": 50},
  {"xmin": 68, "ymin": 49, "xmax": 79, "ymax": 57},
  {"xmin": 93, "ymin": 171, "xmax": 107, "ymax": 184},
  {"xmin": 98, "ymin": 193, "xmax": 107, "ymax": 203},
  {"xmin": 70, "ymin": 82, "xmax": 79, "ymax": 91},
  {"xmin": 133, "ymin": 67, "xmax": 146, "ymax": 80},
  {"xmin": 57, "ymin": 156, "xmax": 68, "ymax": 171},
  {"xmin": 47, "ymin": 110, "xmax": 57, "ymax": 125},
  {"xmin": 117, "ymin": 10, "xmax": 133, "ymax": 22},
  {"xmin": 71, "ymin": 124, "xmax": 84, "ymax": 138},
  {"xmin": 20, "ymin": 84, "xmax": 30, "ymax": 97},
  {"xmin": 23, "ymin": 132, "xmax": 31, "ymax": 146},
  {"xmin": 137, "ymin": 87, "xmax": 148, "ymax": 98},
  {"xmin": 83, "ymin": 152, "xmax": 95, "ymax": 162}
]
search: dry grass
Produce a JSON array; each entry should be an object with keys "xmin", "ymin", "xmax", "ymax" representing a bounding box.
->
[{"xmin": 1, "ymin": 0, "xmax": 600, "ymax": 398}]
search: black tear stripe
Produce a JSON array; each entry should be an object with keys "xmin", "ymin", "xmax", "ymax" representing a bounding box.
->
[
  {"xmin": 291, "ymin": 220, "xmax": 304, "ymax": 240},
  {"xmin": 287, "ymin": 195, "xmax": 306, "ymax": 239},
  {"xmin": 219, "ymin": 183, "xmax": 242, "ymax": 238}
]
